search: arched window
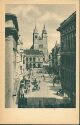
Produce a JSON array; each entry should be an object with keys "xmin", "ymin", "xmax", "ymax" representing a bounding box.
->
[{"xmin": 38, "ymin": 63, "xmax": 41, "ymax": 68}]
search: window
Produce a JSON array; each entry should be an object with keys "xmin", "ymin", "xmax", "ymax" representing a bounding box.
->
[
  {"xmin": 26, "ymin": 64, "xmax": 28, "ymax": 68},
  {"xmin": 33, "ymin": 57, "xmax": 35, "ymax": 62},
  {"xmin": 20, "ymin": 66, "xmax": 22, "ymax": 70},
  {"xmin": 20, "ymin": 66, "xmax": 22, "ymax": 74},
  {"xmin": 38, "ymin": 63, "xmax": 40, "ymax": 68},
  {"xmin": 23, "ymin": 58, "xmax": 25, "ymax": 64},
  {"xmin": 39, "ymin": 44, "xmax": 43, "ymax": 48},
  {"xmin": 43, "ymin": 57, "xmax": 45, "ymax": 61},
  {"xmin": 26, "ymin": 57, "xmax": 28, "ymax": 62},
  {"xmin": 21, "ymin": 54, "xmax": 22, "ymax": 61},
  {"xmin": 33, "ymin": 63, "xmax": 36, "ymax": 68},
  {"xmin": 29, "ymin": 63, "xmax": 32, "ymax": 68},
  {"xmin": 35, "ymin": 35, "xmax": 37, "ymax": 38},
  {"xmin": 30, "ymin": 57, "xmax": 32, "ymax": 61}
]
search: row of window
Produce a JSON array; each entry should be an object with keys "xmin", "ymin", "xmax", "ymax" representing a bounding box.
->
[
  {"xmin": 61, "ymin": 69, "xmax": 75, "ymax": 86},
  {"xmin": 26, "ymin": 63, "xmax": 43, "ymax": 68},
  {"xmin": 61, "ymin": 55, "xmax": 76, "ymax": 70},
  {"xmin": 61, "ymin": 22, "xmax": 75, "ymax": 35},
  {"xmin": 61, "ymin": 32, "xmax": 76, "ymax": 51},
  {"xmin": 20, "ymin": 66, "xmax": 23, "ymax": 74},
  {"xmin": 26, "ymin": 57, "xmax": 35, "ymax": 61},
  {"xmin": 26, "ymin": 57, "xmax": 43, "ymax": 62}
]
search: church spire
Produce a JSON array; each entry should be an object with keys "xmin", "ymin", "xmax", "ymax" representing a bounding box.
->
[
  {"xmin": 35, "ymin": 24, "xmax": 36, "ymax": 30},
  {"xmin": 33, "ymin": 24, "xmax": 38, "ymax": 33},
  {"xmin": 43, "ymin": 24, "xmax": 45, "ymax": 30},
  {"xmin": 42, "ymin": 24, "xmax": 47, "ymax": 34}
]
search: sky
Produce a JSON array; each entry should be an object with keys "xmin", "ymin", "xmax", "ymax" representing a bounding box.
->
[{"xmin": 6, "ymin": 4, "xmax": 76, "ymax": 52}]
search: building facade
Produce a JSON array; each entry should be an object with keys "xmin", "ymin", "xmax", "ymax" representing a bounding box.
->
[
  {"xmin": 49, "ymin": 52, "xmax": 52, "ymax": 68},
  {"xmin": 14, "ymin": 38, "xmax": 24, "ymax": 97},
  {"xmin": 24, "ymin": 49, "xmax": 44, "ymax": 70},
  {"xmin": 52, "ymin": 42, "xmax": 60, "ymax": 76},
  {"xmin": 5, "ymin": 13, "xmax": 19, "ymax": 107},
  {"xmin": 57, "ymin": 12, "xmax": 76, "ymax": 106}
]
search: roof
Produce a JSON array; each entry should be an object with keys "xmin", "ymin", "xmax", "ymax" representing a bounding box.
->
[
  {"xmin": 5, "ymin": 13, "xmax": 16, "ymax": 18},
  {"xmin": 5, "ymin": 13, "xmax": 19, "ymax": 31},
  {"xmin": 30, "ymin": 45, "xmax": 34, "ymax": 49},
  {"xmin": 33, "ymin": 25, "xmax": 38, "ymax": 34},
  {"xmin": 24, "ymin": 49, "xmax": 44, "ymax": 55},
  {"xmin": 42, "ymin": 25, "xmax": 47, "ymax": 34},
  {"xmin": 57, "ymin": 11, "xmax": 76, "ymax": 31}
]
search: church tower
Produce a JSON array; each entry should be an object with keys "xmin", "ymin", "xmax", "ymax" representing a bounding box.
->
[
  {"xmin": 33, "ymin": 25, "xmax": 39, "ymax": 50},
  {"xmin": 42, "ymin": 25, "xmax": 48, "ymax": 62}
]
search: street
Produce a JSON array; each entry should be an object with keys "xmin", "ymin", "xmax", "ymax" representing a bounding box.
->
[
  {"xmin": 17, "ymin": 70, "xmax": 64, "ymax": 108},
  {"xmin": 26, "ymin": 73, "xmax": 62, "ymax": 98}
]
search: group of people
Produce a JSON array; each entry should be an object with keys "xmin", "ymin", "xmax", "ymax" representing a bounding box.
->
[
  {"xmin": 32, "ymin": 78, "xmax": 40, "ymax": 91},
  {"xmin": 18, "ymin": 76, "xmax": 30, "ymax": 98},
  {"xmin": 18, "ymin": 75, "xmax": 41, "ymax": 98}
]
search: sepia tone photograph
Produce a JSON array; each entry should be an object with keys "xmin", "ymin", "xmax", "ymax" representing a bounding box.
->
[
  {"xmin": 5, "ymin": 4, "xmax": 76, "ymax": 108},
  {"xmin": 0, "ymin": 0, "xmax": 79, "ymax": 124}
]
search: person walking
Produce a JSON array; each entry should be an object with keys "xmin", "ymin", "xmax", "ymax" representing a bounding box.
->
[{"xmin": 53, "ymin": 75, "xmax": 56, "ymax": 87}]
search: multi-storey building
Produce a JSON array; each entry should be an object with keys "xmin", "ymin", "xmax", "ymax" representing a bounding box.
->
[
  {"xmin": 16, "ymin": 37, "xmax": 24, "ymax": 78},
  {"xmin": 24, "ymin": 49, "xmax": 44, "ymax": 70},
  {"xmin": 57, "ymin": 12, "xmax": 76, "ymax": 106},
  {"xmin": 5, "ymin": 13, "xmax": 19, "ymax": 107},
  {"xmin": 15, "ymin": 38, "xmax": 24, "ymax": 96}
]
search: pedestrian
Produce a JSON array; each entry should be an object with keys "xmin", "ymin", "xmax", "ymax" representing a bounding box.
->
[
  {"xmin": 20, "ymin": 87, "xmax": 25, "ymax": 98},
  {"xmin": 43, "ymin": 75, "xmax": 45, "ymax": 81},
  {"xmin": 53, "ymin": 78, "xmax": 55, "ymax": 87}
]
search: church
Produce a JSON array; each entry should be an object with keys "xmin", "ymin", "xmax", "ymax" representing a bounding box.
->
[
  {"xmin": 24, "ymin": 25, "xmax": 49, "ymax": 70},
  {"xmin": 32, "ymin": 25, "xmax": 48, "ymax": 62}
]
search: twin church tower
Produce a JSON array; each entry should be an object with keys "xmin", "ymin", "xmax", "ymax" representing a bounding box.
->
[{"xmin": 33, "ymin": 25, "xmax": 48, "ymax": 62}]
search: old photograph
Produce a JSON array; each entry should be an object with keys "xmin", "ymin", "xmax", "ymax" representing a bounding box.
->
[{"xmin": 5, "ymin": 4, "xmax": 76, "ymax": 108}]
